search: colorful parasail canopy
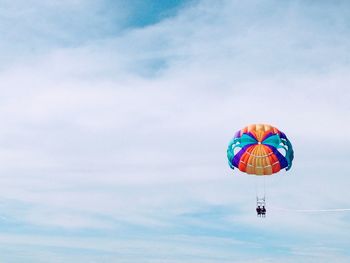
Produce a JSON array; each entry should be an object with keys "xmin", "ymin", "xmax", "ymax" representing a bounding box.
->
[{"xmin": 227, "ymin": 124, "xmax": 294, "ymax": 175}]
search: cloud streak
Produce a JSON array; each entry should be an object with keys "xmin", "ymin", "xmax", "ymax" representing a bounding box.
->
[{"xmin": 0, "ymin": 0, "xmax": 349, "ymax": 261}]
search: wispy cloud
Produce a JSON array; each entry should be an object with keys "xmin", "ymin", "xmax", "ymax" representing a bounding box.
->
[{"xmin": 0, "ymin": 0, "xmax": 349, "ymax": 261}]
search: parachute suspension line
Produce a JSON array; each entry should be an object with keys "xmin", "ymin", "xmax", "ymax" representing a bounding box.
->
[
  {"xmin": 255, "ymin": 177, "xmax": 266, "ymax": 207},
  {"xmin": 263, "ymin": 177, "xmax": 266, "ymax": 200},
  {"xmin": 262, "ymin": 176, "xmax": 266, "ymax": 207},
  {"xmin": 255, "ymin": 178, "xmax": 258, "ymax": 205}
]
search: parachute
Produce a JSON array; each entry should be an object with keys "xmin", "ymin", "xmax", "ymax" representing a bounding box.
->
[
  {"xmin": 227, "ymin": 124, "xmax": 294, "ymax": 217},
  {"xmin": 227, "ymin": 124, "xmax": 294, "ymax": 176}
]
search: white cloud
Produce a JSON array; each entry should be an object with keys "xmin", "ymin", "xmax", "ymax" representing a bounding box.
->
[{"xmin": 0, "ymin": 0, "xmax": 349, "ymax": 261}]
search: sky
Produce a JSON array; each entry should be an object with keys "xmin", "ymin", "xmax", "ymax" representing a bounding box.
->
[{"xmin": 0, "ymin": 0, "xmax": 350, "ymax": 262}]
